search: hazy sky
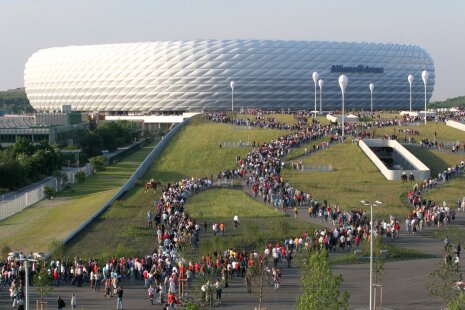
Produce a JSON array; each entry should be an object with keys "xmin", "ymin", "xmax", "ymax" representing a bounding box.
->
[{"xmin": 0, "ymin": 0, "xmax": 463, "ymax": 101}]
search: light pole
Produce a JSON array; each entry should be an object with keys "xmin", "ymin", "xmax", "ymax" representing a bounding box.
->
[
  {"xmin": 20, "ymin": 257, "xmax": 37, "ymax": 310},
  {"xmin": 408, "ymin": 74, "xmax": 414, "ymax": 112},
  {"xmin": 318, "ymin": 79, "xmax": 324, "ymax": 113},
  {"xmin": 230, "ymin": 80, "xmax": 235, "ymax": 112},
  {"xmin": 338, "ymin": 75, "xmax": 348, "ymax": 139},
  {"xmin": 369, "ymin": 83, "xmax": 374, "ymax": 113},
  {"xmin": 361, "ymin": 200, "xmax": 382, "ymax": 310},
  {"xmin": 421, "ymin": 70, "xmax": 429, "ymax": 125},
  {"xmin": 312, "ymin": 71, "xmax": 319, "ymax": 116}
]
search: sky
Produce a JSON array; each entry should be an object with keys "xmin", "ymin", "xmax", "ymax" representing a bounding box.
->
[{"xmin": 0, "ymin": 0, "xmax": 463, "ymax": 101}]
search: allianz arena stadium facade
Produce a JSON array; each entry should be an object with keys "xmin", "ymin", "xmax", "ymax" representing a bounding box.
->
[{"xmin": 24, "ymin": 40, "xmax": 435, "ymax": 112}]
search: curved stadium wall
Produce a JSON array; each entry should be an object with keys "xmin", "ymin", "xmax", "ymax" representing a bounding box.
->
[{"xmin": 24, "ymin": 40, "xmax": 435, "ymax": 112}]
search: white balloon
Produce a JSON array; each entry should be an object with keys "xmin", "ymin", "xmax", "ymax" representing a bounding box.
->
[
  {"xmin": 230, "ymin": 80, "xmax": 235, "ymax": 89},
  {"xmin": 369, "ymin": 83, "xmax": 374, "ymax": 92},
  {"xmin": 318, "ymin": 79, "xmax": 324, "ymax": 88}
]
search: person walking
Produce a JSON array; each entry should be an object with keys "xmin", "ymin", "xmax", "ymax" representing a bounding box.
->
[
  {"xmin": 70, "ymin": 293, "xmax": 77, "ymax": 310},
  {"xmin": 234, "ymin": 215, "xmax": 240, "ymax": 228},
  {"xmin": 116, "ymin": 286, "xmax": 124, "ymax": 310},
  {"xmin": 215, "ymin": 279, "xmax": 223, "ymax": 304},
  {"xmin": 57, "ymin": 296, "xmax": 66, "ymax": 310},
  {"xmin": 245, "ymin": 270, "xmax": 252, "ymax": 293},
  {"xmin": 148, "ymin": 285, "xmax": 155, "ymax": 305}
]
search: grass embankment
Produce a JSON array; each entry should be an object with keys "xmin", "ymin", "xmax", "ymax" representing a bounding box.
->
[
  {"xmin": 63, "ymin": 116, "xmax": 289, "ymax": 258},
  {"xmin": 282, "ymin": 142, "xmax": 465, "ymax": 219},
  {"xmin": 236, "ymin": 113, "xmax": 331, "ymax": 125},
  {"xmin": 235, "ymin": 113, "xmax": 300, "ymax": 125},
  {"xmin": 0, "ymin": 142, "xmax": 157, "ymax": 254},
  {"xmin": 374, "ymin": 122, "xmax": 464, "ymax": 145},
  {"xmin": 147, "ymin": 116, "xmax": 287, "ymax": 182},
  {"xmin": 185, "ymin": 188, "xmax": 313, "ymax": 256},
  {"xmin": 282, "ymin": 143, "xmax": 413, "ymax": 219},
  {"xmin": 404, "ymin": 145, "xmax": 465, "ymax": 204}
]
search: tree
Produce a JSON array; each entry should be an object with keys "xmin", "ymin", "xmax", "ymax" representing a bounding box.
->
[
  {"xmin": 447, "ymin": 292, "xmax": 465, "ymax": 310},
  {"xmin": 248, "ymin": 253, "xmax": 273, "ymax": 310},
  {"xmin": 33, "ymin": 262, "xmax": 52, "ymax": 302},
  {"xmin": 297, "ymin": 249, "xmax": 349, "ymax": 310},
  {"xmin": 428, "ymin": 252, "xmax": 461, "ymax": 309}
]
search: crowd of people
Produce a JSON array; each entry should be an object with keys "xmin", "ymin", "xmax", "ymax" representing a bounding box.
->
[{"xmin": 2, "ymin": 108, "xmax": 465, "ymax": 309}]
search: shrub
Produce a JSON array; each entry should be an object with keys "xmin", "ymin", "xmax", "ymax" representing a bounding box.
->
[
  {"xmin": 75, "ymin": 171, "xmax": 86, "ymax": 183},
  {"xmin": 1, "ymin": 244, "xmax": 11, "ymax": 258},
  {"xmin": 43, "ymin": 186, "xmax": 56, "ymax": 199},
  {"xmin": 90, "ymin": 155, "xmax": 107, "ymax": 172}
]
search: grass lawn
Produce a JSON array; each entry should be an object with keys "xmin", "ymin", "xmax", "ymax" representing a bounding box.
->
[
  {"xmin": 0, "ymin": 142, "xmax": 157, "ymax": 254},
  {"xmin": 373, "ymin": 122, "xmax": 464, "ymax": 146},
  {"xmin": 283, "ymin": 141, "xmax": 465, "ymax": 219},
  {"xmin": 183, "ymin": 188, "xmax": 315, "ymax": 256},
  {"xmin": 63, "ymin": 188, "xmax": 316, "ymax": 260},
  {"xmin": 235, "ymin": 113, "xmax": 300, "ymax": 125},
  {"xmin": 404, "ymin": 145, "xmax": 465, "ymax": 206},
  {"xmin": 404, "ymin": 145, "xmax": 465, "ymax": 176},
  {"xmin": 17, "ymin": 114, "xmax": 464, "ymax": 261},
  {"xmin": 62, "ymin": 117, "xmax": 290, "ymax": 259},
  {"xmin": 282, "ymin": 143, "xmax": 414, "ymax": 219},
  {"xmin": 144, "ymin": 116, "xmax": 287, "ymax": 183},
  {"xmin": 62, "ymin": 186, "xmax": 156, "ymax": 260},
  {"xmin": 429, "ymin": 226, "xmax": 465, "ymax": 245},
  {"xmin": 285, "ymin": 137, "xmax": 330, "ymax": 161}
]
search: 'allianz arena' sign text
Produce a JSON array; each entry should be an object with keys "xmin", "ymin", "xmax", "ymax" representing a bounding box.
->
[{"xmin": 331, "ymin": 65, "xmax": 384, "ymax": 73}]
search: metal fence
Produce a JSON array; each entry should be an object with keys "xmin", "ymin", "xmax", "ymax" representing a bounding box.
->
[
  {"xmin": 297, "ymin": 163, "xmax": 333, "ymax": 172},
  {"xmin": 0, "ymin": 178, "xmax": 58, "ymax": 221},
  {"xmin": 62, "ymin": 118, "xmax": 191, "ymax": 245},
  {"xmin": 221, "ymin": 141, "xmax": 253, "ymax": 148},
  {"xmin": 0, "ymin": 163, "xmax": 94, "ymax": 221},
  {"xmin": 217, "ymin": 179, "xmax": 234, "ymax": 188},
  {"xmin": 62, "ymin": 164, "xmax": 93, "ymax": 184}
]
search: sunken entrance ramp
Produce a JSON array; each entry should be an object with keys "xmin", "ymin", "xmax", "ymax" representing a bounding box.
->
[{"xmin": 359, "ymin": 139, "xmax": 430, "ymax": 180}]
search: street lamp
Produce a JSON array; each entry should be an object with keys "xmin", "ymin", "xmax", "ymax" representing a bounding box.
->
[
  {"xmin": 318, "ymin": 79, "xmax": 324, "ymax": 113},
  {"xmin": 421, "ymin": 70, "xmax": 429, "ymax": 125},
  {"xmin": 408, "ymin": 74, "xmax": 414, "ymax": 112},
  {"xmin": 230, "ymin": 80, "xmax": 236, "ymax": 112},
  {"xmin": 369, "ymin": 83, "xmax": 375, "ymax": 113},
  {"xmin": 338, "ymin": 75, "xmax": 348, "ymax": 139},
  {"xmin": 19, "ymin": 257, "xmax": 37, "ymax": 310},
  {"xmin": 361, "ymin": 200, "xmax": 383, "ymax": 310},
  {"xmin": 312, "ymin": 71, "xmax": 319, "ymax": 116}
]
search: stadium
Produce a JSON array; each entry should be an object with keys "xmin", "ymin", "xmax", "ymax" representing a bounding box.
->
[{"xmin": 24, "ymin": 40, "xmax": 435, "ymax": 113}]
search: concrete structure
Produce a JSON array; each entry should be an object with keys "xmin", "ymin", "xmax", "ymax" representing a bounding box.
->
[
  {"xmin": 0, "ymin": 123, "xmax": 89, "ymax": 146},
  {"xmin": 0, "ymin": 112, "xmax": 88, "ymax": 146},
  {"xmin": 326, "ymin": 113, "xmax": 359, "ymax": 123},
  {"xmin": 105, "ymin": 112, "xmax": 198, "ymax": 125},
  {"xmin": 446, "ymin": 119, "xmax": 465, "ymax": 132},
  {"xmin": 25, "ymin": 40, "xmax": 435, "ymax": 112},
  {"xmin": 359, "ymin": 139, "xmax": 430, "ymax": 180},
  {"xmin": 399, "ymin": 111, "xmax": 437, "ymax": 117}
]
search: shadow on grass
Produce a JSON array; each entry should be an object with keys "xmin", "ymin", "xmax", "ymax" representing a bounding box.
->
[{"xmin": 404, "ymin": 145, "xmax": 451, "ymax": 176}]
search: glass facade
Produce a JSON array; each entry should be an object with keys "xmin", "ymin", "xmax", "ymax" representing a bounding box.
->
[{"xmin": 24, "ymin": 40, "xmax": 435, "ymax": 112}]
